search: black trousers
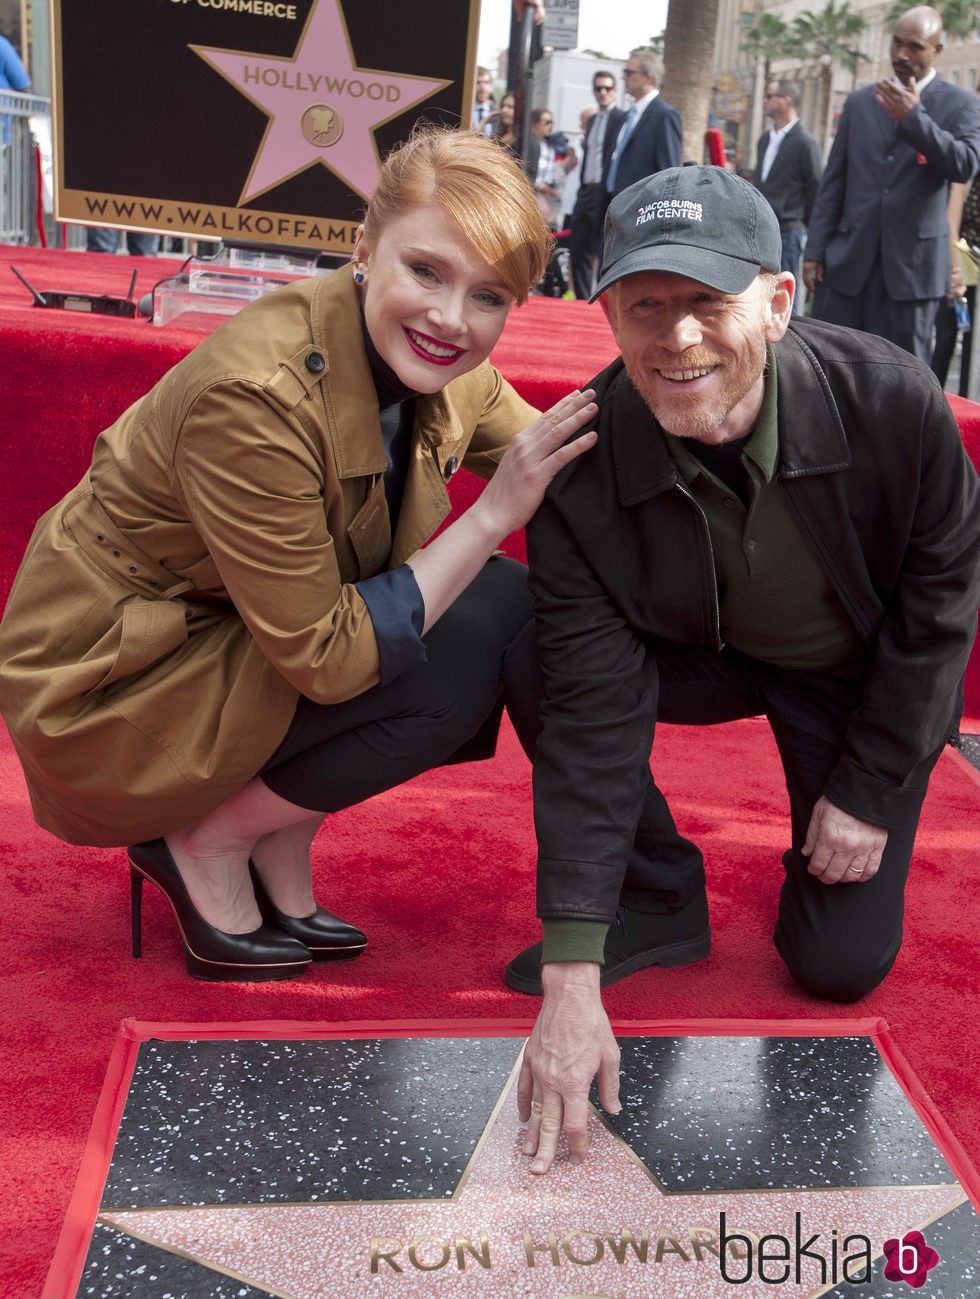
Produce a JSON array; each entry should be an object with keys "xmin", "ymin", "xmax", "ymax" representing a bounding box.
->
[
  {"xmin": 812, "ymin": 258, "xmax": 940, "ymax": 364},
  {"xmin": 569, "ymin": 184, "xmax": 604, "ymax": 300},
  {"xmin": 931, "ymin": 286, "xmax": 975, "ymax": 394},
  {"xmin": 259, "ymin": 556, "xmax": 533, "ymax": 812},
  {"xmin": 503, "ymin": 627, "xmax": 944, "ymax": 1004}
]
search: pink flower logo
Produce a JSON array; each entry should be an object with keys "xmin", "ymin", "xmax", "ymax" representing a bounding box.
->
[{"xmin": 882, "ymin": 1231, "xmax": 940, "ymax": 1288}]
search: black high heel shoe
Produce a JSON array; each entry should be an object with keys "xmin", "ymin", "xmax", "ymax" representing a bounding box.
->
[
  {"xmin": 129, "ymin": 839, "xmax": 313, "ymax": 982},
  {"xmin": 249, "ymin": 860, "xmax": 368, "ymax": 962}
]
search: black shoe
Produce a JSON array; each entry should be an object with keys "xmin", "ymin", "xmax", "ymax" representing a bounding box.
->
[
  {"xmin": 248, "ymin": 861, "xmax": 367, "ymax": 962},
  {"xmin": 504, "ymin": 898, "xmax": 711, "ymax": 996},
  {"xmin": 129, "ymin": 839, "xmax": 313, "ymax": 982}
]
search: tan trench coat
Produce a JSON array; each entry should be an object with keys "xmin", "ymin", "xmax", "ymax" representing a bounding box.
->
[{"xmin": 0, "ymin": 269, "xmax": 537, "ymax": 845}]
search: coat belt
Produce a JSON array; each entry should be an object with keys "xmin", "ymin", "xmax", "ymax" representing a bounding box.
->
[{"xmin": 61, "ymin": 490, "xmax": 195, "ymax": 601}]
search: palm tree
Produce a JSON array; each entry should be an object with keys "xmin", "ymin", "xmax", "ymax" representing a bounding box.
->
[
  {"xmin": 884, "ymin": 0, "xmax": 979, "ymax": 40},
  {"xmin": 792, "ymin": 1, "xmax": 868, "ymax": 148},
  {"xmin": 660, "ymin": 0, "xmax": 722, "ymax": 163},
  {"xmin": 741, "ymin": 12, "xmax": 792, "ymax": 89}
]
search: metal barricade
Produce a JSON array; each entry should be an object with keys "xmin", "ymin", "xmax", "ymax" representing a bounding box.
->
[{"xmin": 1, "ymin": 89, "xmax": 51, "ymax": 244}]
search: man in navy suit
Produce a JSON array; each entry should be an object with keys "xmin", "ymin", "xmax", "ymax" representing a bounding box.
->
[
  {"xmin": 756, "ymin": 79, "xmax": 823, "ymax": 314},
  {"xmin": 804, "ymin": 6, "xmax": 980, "ymax": 361},
  {"xmin": 569, "ymin": 71, "xmax": 625, "ymax": 299},
  {"xmin": 603, "ymin": 50, "xmax": 682, "ymax": 208}
]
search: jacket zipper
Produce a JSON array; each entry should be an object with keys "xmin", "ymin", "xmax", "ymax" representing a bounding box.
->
[{"xmin": 673, "ymin": 481, "xmax": 725, "ymax": 651}]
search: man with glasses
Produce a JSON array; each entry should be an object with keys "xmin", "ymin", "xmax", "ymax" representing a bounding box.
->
[
  {"xmin": 755, "ymin": 80, "xmax": 823, "ymax": 314},
  {"xmin": 568, "ymin": 72, "xmax": 625, "ymax": 299},
  {"xmin": 603, "ymin": 50, "xmax": 681, "ymax": 209}
]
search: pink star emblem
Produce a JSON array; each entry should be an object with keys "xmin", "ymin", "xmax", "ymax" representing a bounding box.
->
[
  {"xmin": 191, "ymin": 0, "xmax": 450, "ymax": 203},
  {"xmin": 100, "ymin": 1053, "xmax": 966, "ymax": 1297}
]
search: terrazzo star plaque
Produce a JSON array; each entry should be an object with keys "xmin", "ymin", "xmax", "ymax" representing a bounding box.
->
[
  {"xmin": 51, "ymin": 0, "xmax": 477, "ymax": 252},
  {"xmin": 49, "ymin": 1023, "xmax": 980, "ymax": 1297}
]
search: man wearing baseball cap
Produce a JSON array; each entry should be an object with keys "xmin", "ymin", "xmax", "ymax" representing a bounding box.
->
[{"xmin": 506, "ymin": 165, "xmax": 980, "ymax": 1175}]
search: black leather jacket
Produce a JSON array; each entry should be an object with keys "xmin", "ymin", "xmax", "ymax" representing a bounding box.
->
[{"xmin": 529, "ymin": 317, "xmax": 980, "ymax": 923}]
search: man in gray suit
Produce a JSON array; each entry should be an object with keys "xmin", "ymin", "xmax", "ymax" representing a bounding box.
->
[
  {"xmin": 756, "ymin": 80, "xmax": 823, "ymax": 314},
  {"xmin": 603, "ymin": 50, "xmax": 682, "ymax": 207},
  {"xmin": 803, "ymin": 6, "xmax": 980, "ymax": 361}
]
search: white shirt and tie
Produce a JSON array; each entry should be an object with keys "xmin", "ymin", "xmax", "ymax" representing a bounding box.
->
[{"xmin": 607, "ymin": 88, "xmax": 658, "ymax": 193}]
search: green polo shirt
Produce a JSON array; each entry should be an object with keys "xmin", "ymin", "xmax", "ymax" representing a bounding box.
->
[
  {"xmin": 663, "ymin": 350, "xmax": 867, "ymax": 673},
  {"xmin": 540, "ymin": 349, "xmax": 868, "ymax": 968}
]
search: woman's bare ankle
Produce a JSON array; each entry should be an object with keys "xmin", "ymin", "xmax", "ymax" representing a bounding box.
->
[{"xmin": 164, "ymin": 834, "xmax": 262, "ymax": 934}]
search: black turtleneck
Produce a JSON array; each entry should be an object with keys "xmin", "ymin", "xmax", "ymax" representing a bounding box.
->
[
  {"xmin": 687, "ymin": 435, "xmax": 751, "ymax": 505},
  {"xmin": 360, "ymin": 312, "xmax": 421, "ymax": 529},
  {"xmin": 361, "ymin": 314, "xmax": 419, "ymax": 408}
]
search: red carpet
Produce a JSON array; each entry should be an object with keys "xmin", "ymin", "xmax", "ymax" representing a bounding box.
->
[{"xmin": 1, "ymin": 716, "xmax": 979, "ymax": 1295}]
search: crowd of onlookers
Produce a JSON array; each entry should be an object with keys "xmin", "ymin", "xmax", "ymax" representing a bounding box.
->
[
  {"xmin": 9, "ymin": 2, "xmax": 979, "ymax": 384},
  {"xmin": 471, "ymin": 51, "xmax": 681, "ymax": 301},
  {"xmin": 472, "ymin": 6, "xmax": 980, "ymax": 392}
]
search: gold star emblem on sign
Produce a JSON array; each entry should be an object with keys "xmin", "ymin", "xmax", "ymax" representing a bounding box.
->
[
  {"xmin": 191, "ymin": 0, "xmax": 449, "ymax": 203},
  {"xmin": 99, "ymin": 1052, "xmax": 965, "ymax": 1298}
]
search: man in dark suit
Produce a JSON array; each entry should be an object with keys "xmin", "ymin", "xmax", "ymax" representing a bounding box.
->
[
  {"xmin": 756, "ymin": 79, "xmax": 823, "ymax": 314},
  {"xmin": 569, "ymin": 71, "xmax": 625, "ymax": 299},
  {"xmin": 604, "ymin": 50, "xmax": 682, "ymax": 207},
  {"xmin": 804, "ymin": 5, "xmax": 980, "ymax": 361}
]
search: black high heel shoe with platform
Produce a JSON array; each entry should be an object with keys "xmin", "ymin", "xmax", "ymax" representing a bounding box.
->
[
  {"xmin": 249, "ymin": 860, "xmax": 368, "ymax": 962},
  {"xmin": 129, "ymin": 838, "xmax": 313, "ymax": 982}
]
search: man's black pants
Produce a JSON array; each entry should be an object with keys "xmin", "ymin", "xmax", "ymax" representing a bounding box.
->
[
  {"xmin": 504, "ymin": 627, "xmax": 945, "ymax": 1004},
  {"xmin": 569, "ymin": 184, "xmax": 604, "ymax": 300},
  {"xmin": 259, "ymin": 564, "xmax": 943, "ymax": 1006}
]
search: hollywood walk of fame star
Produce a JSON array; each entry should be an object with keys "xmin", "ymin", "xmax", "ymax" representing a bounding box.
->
[
  {"xmin": 99, "ymin": 1053, "xmax": 966, "ymax": 1299},
  {"xmin": 191, "ymin": 0, "xmax": 450, "ymax": 204}
]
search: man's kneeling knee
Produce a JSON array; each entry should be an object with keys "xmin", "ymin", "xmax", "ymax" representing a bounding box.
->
[{"xmin": 776, "ymin": 932, "xmax": 899, "ymax": 1004}]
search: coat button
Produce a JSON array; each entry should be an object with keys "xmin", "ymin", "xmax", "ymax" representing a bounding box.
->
[
  {"xmin": 305, "ymin": 351, "xmax": 326, "ymax": 373},
  {"xmin": 445, "ymin": 456, "xmax": 458, "ymax": 478}
]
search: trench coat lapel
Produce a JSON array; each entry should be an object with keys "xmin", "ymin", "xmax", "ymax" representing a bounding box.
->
[{"xmin": 311, "ymin": 275, "xmax": 387, "ymax": 480}]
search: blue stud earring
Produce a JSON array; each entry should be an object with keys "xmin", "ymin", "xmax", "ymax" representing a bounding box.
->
[{"xmin": 353, "ymin": 270, "xmax": 365, "ymax": 284}]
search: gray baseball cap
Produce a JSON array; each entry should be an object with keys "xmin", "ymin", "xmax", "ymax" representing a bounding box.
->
[{"xmin": 591, "ymin": 164, "xmax": 782, "ymax": 301}]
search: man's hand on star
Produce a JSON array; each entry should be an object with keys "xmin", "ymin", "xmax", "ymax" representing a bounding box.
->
[{"xmin": 517, "ymin": 961, "xmax": 621, "ymax": 1174}]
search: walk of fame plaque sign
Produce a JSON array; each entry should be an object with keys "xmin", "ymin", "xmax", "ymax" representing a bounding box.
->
[
  {"xmin": 46, "ymin": 1020, "xmax": 980, "ymax": 1297},
  {"xmin": 51, "ymin": 0, "xmax": 479, "ymax": 253}
]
